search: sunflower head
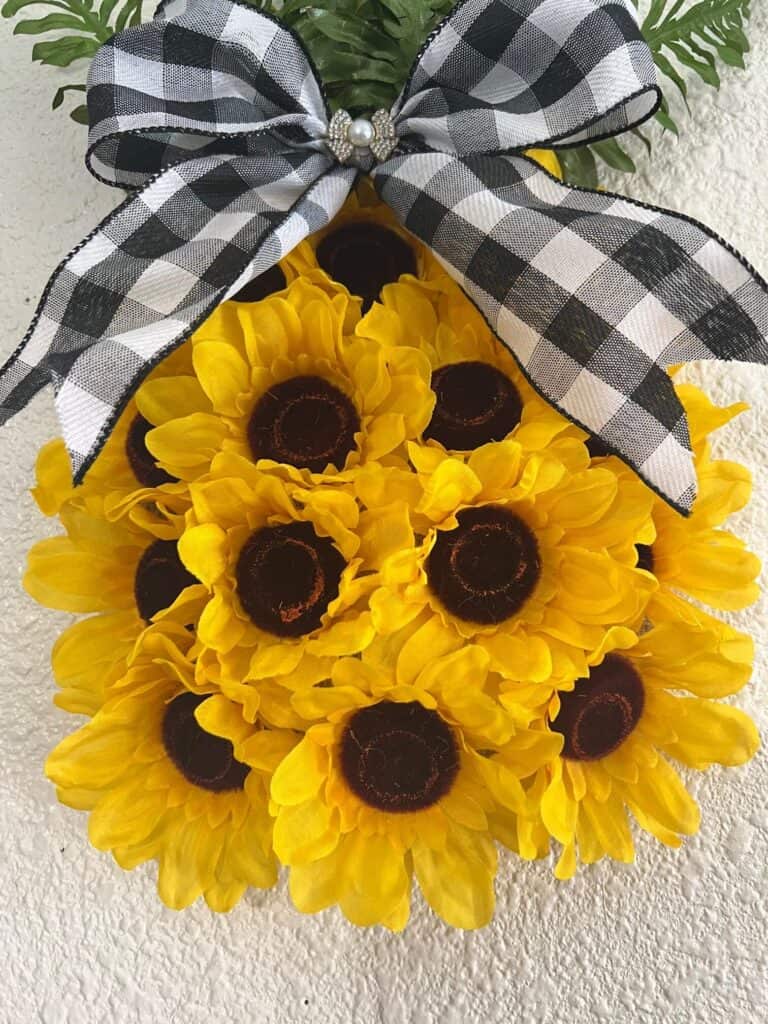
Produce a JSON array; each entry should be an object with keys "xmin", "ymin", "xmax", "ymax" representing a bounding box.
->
[
  {"xmin": 46, "ymin": 625, "xmax": 280, "ymax": 912},
  {"xmin": 177, "ymin": 455, "xmax": 381, "ymax": 723},
  {"xmin": 366, "ymin": 437, "xmax": 657, "ymax": 700},
  {"xmin": 510, "ymin": 617, "xmax": 759, "ymax": 879},
  {"xmin": 32, "ymin": 343, "xmax": 196, "ymax": 527},
  {"xmin": 248, "ymin": 618, "xmax": 550, "ymax": 931},
  {"xmin": 147, "ymin": 279, "xmax": 434, "ymax": 489},
  {"xmin": 289, "ymin": 183, "xmax": 449, "ymax": 314}
]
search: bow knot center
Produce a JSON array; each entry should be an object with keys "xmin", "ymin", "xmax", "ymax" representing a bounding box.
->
[{"xmin": 326, "ymin": 109, "xmax": 397, "ymax": 166}]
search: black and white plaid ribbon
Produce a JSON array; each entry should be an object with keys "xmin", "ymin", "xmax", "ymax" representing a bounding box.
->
[{"xmin": 1, "ymin": 0, "xmax": 766, "ymax": 513}]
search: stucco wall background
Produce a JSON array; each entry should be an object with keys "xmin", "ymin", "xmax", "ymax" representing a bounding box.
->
[{"xmin": 1, "ymin": 6, "xmax": 767, "ymax": 1023}]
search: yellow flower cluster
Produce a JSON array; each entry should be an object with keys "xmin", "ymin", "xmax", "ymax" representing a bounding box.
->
[{"xmin": 27, "ymin": 189, "xmax": 761, "ymax": 931}]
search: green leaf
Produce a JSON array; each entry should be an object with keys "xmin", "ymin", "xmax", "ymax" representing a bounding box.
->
[
  {"xmin": 98, "ymin": 0, "xmax": 120, "ymax": 21},
  {"xmin": 555, "ymin": 147, "xmax": 599, "ymax": 190},
  {"xmin": 70, "ymin": 103, "xmax": 89, "ymax": 123},
  {"xmin": 2, "ymin": 0, "xmax": 67, "ymax": 15},
  {"xmin": 591, "ymin": 138, "xmax": 637, "ymax": 174},
  {"xmin": 655, "ymin": 106, "xmax": 680, "ymax": 136},
  {"xmin": 642, "ymin": 0, "xmax": 751, "ymax": 95},
  {"xmin": 115, "ymin": 0, "xmax": 141, "ymax": 33},
  {"xmin": 32, "ymin": 34, "xmax": 99, "ymax": 66},
  {"xmin": 14, "ymin": 13, "xmax": 86, "ymax": 33},
  {"xmin": 52, "ymin": 81, "xmax": 86, "ymax": 107}
]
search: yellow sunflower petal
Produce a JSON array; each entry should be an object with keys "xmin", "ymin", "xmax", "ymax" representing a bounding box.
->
[
  {"xmin": 554, "ymin": 841, "xmax": 577, "ymax": 880},
  {"xmin": 237, "ymin": 729, "xmax": 300, "ymax": 771},
  {"xmin": 148, "ymin": 413, "xmax": 228, "ymax": 473},
  {"xmin": 32, "ymin": 438, "xmax": 73, "ymax": 516},
  {"xmin": 417, "ymin": 460, "xmax": 482, "ymax": 522},
  {"xmin": 289, "ymin": 847, "xmax": 344, "ymax": 914},
  {"xmin": 540, "ymin": 768, "xmax": 578, "ymax": 845},
  {"xmin": 291, "ymin": 685, "xmax": 369, "ymax": 721},
  {"xmin": 177, "ymin": 523, "xmax": 228, "ymax": 587},
  {"xmin": 25, "ymin": 537, "xmax": 133, "ymax": 613},
  {"xmin": 412, "ymin": 829, "xmax": 496, "ymax": 930},
  {"xmin": 661, "ymin": 697, "xmax": 759, "ymax": 769},
  {"xmin": 156, "ymin": 819, "xmax": 220, "ymax": 910},
  {"xmin": 272, "ymin": 798, "xmax": 339, "ymax": 866},
  {"xmin": 136, "ymin": 376, "xmax": 211, "ymax": 425},
  {"xmin": 88, "ymin": 777, "xmax": 165, "ymax": 850},
  {"xmin": 338, "ymin": 832, "xmax": 410, "ymax": 927},
  {"xmin": 204, "ymin": 879, "xmax": 248, "ymax": 913},
  {"xmin": 527, "ymin": 149, "xmax": 561, "ymax": 177},
  {"xmin": 624, "ymin": 756, "xmax": 700, "ymax": 836},
  {"xmin": 193, "ymin": 340, "xmax": 251, "ymax": 416},
  {"xmin": 396, "ymin": 615, "xmax": 463, "ymax": 686},
  {"xmin": 271, "ymin": 737, "xmax": 329, "ymax": 806},
  {"xmin": 197, "ymin": 591, "xmax": 247, "ymax": 653},
  {"xmin": 580, "ymin": 793, "xmax": 634, "ymax": 863},
  {"xmin": 357, "ymin": 502, "xmax": 414, "ymax": 569},
  {"xmin": 194, "ymin": 694, "xmax": 251, "ymax": 746}
]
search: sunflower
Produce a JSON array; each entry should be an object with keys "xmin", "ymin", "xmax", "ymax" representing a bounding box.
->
[
  {"xmin": 509, "ymin": 620, "xmax": 758, "ymax": 879},
  {"xmin": 287, "ymin": 180, "xmax": 451, "ymax": 315},
  {"xmin": 212, "ymin": 614, "xmax": 554, "ymax": 930},
  {"xmin": 24, "ymin": 500, "xmax": 204, "ymax": 714},
  {"xmin": 584, "ymin": 382, "xmax": 760, "ymax": 613},
  {"xmin": 291, "ymin": 151, "xmax": 560, "ymax": 316},
  {"xmin": 32, "ymin": 342, "xmax": 196, "ymax": 526},
  {"xmin": 45, "ymin": 624, "xmax": 279, "ymax": 911},
  {"xmin": 364, "ymin": 438, "xmax": 657, "ymax": 687},
  {"xmin": 359, "ymin": 273, "xmax": 583, "ymax": 452},
  {"xmin": 146, "ymin": 278, "xmax": 434, "ymax": 489},
  {"xmin": 177, "ymin": 453, "xmax": 384, "ymax": 723},
  {"xmin": 644, "ymin": 384, "xmax": 760, "ymax": 613}
]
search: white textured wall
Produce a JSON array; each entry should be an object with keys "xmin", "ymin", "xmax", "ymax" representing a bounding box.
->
[{"xmin": 1, "ymin": 8, "xmax": 767, "ymax": 1022}]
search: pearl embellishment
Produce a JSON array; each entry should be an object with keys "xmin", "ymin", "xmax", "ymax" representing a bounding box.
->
[
  {"xmin": 347, "ymin": 118, "xmax": 375, "ymax": 148},
  {"xmin": 326, "ymin": 109, "xmax": 398, "ymax": 165}
]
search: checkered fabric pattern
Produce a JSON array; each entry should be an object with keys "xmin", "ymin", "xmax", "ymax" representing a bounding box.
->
[
  {"xmin": 1, "ymin": 0, "xmax": 766, "ymax": 512},
  {"xmin": 372, "ymin": 152, "xmax": 768, "ymax": 510},
  {"xmin": 0, "ymin": 0, "xmax": 353, "ymax": 482},
  {"xmin": 395, "ymin": 0, "xmax": 660, "ymax": 154},
  {"xmin": 0, "ymin": 151, "xmax": 354, "ymax": 482},
  {"xmin": 86, "ymin": 0, "xmax": 329, "ymax": 188}
]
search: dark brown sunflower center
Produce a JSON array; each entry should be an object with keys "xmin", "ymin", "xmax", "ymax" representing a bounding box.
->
[
  {"xmin": 235, "ymin": 521, "xmax": 345, "ymax": 637},
  {"xmin": 340, "ymin": 700, "xmax": 458, "ymax": 812},
  {"xmin": 162, "ymin": 692, "xmax": 249, "ymax": 791},
  {"xmin": 316, "ymin": 224, "xmax": 417, "ymax": 312},
  {"xmin": 635, "ymin": 543, "xmax": 655, "ymax": 573},
  {"xmin": 231, "ymin": 264, "xmax": 286, "ymax": 303},
  {"xmin": 426, "ymin": 505, "xmax": 540, "ymax": 624},
  {"xmin": 247, "ymin": 375, "xmax": 360, "ymax": 473},
  {"xmin": 134, "ymin": 539, "xmax": 198, "ymax": 624},
  {"xmin": 551, "ymin": 654, "xmax": 645, "ymax": 761},
  {"xmin": 125, "ymin": 415, "xmax": 178, "ymax": 488},
  {"xmin": 424, "ymin": 361, "xmax": 523, "ymax": 450}
]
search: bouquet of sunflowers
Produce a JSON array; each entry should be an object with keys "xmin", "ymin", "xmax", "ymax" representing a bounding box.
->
[{"xmin": 25, "ymin": 185, "xmax": 760, "ymax": 930}]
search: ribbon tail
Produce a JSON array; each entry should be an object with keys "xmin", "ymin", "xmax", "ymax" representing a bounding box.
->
[
  {"xmin": 373, "ymin": 152, "xmax": 768, "ymax": 515},
  {"xmin": 0, "ymin": 153, "xmax": 356, "ymax": 483}
]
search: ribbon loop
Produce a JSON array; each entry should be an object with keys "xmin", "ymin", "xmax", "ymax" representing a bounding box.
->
[
  {"xmin": 394, "ymin": 0, "xmax": 660, "ymax": 156},
  {"xmin": 87, "ymin": 0, "xmax": 330, "ymax": 187},
  {"xmin": 372, "ymin": 151, "xmax": 768, "ymax": 511},
  {"xmin": 0, "ymin": 153, "xmax": 355, "ymax": 481}
]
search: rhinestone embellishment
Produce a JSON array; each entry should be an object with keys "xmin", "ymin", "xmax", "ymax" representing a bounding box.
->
[{"xmin": 326, "ymin": 109, "xmax": 397, "ymax": 165}]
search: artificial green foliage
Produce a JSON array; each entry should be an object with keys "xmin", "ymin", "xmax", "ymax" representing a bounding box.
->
[
  {"xmin": 251, "ymin": 0, "xmax": 456, "ymax": 115},
  {"xmin": 0, "ymin": 0, "xmax": 755, "ymax": 184},
  {"xmin": 558, "ymin": 0, "xmax": 752, "ymax": 187},
  {"xmin": 1, "ymin": 0, "xmax": 144, "ymax": 120}
]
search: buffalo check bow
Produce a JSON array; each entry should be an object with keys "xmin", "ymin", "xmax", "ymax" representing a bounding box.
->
[{"xmin": 0, "ymin": 0, "xmax": 766, "ymax": 513}]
